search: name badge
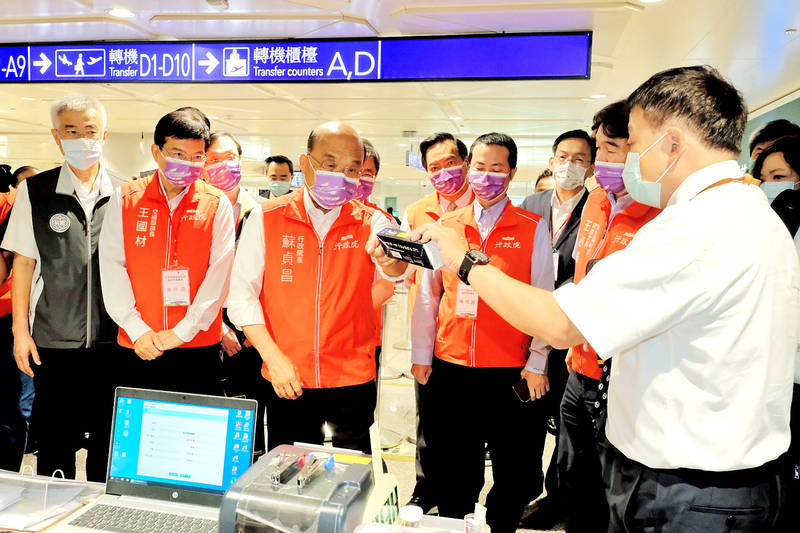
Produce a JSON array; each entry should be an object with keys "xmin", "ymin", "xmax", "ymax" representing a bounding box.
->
[
  {"xmin": 455, "ymin": 282, "xmax": 479, "ymax": 317},
  {"xmin": 162, "ymin": 268, "xmax": 190, "ymax": 307}
]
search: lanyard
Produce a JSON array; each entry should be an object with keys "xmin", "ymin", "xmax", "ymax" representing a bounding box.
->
[
  {"xmin": 694, "ymin": 175, "xmax": 760, "ymax": 198},
  {"xmin": 552, "ymin": 213, "xmax": 570, "ymax": 240}
]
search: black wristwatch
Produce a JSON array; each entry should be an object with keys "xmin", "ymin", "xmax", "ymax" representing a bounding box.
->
[{"xmin": 458, "ymin": 249, "xmax": 490, "ymax": 285}]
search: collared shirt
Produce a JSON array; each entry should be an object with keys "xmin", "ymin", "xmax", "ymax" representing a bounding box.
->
[
  {"xmin": 554, "ymin": 160, "xmax": 800, "ymax": 471},
  {"xmin": 551, "ymin": 187, "xmax": 586, "ymax": 240},
  {"xmin": 2, "ymin": 163, "xmax": 114, "ymax": 328},
  {"xmin": 400, "ymin": 187, "xmax": 474, "ymax": 232},
  {"xmin": 411, "ymin": 197, "xmax": 555, "ymax": 373},
  {"xmin": 227, "ymin": 188, "xmax": 409, "ymax": 329},
  {"xmin": 99, "ymin": 173, "xmax": 235, "ymax": 344}
]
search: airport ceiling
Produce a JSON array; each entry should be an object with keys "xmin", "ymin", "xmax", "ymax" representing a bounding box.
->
[{"xmin": 0, "ymin": 0, "xmax": 798, "ymax": 174}]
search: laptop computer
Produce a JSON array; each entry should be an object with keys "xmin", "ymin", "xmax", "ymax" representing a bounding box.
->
[{"xmin": 62, "ymin": 387, "xmax": 257, "ymax": 533}]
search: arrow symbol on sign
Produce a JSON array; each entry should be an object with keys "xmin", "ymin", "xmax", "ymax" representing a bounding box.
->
[
  {"xmin": 198, "ymin": 51, "xmax": 219, "ymax": 74},
  {"xmin": 33, "ymin": 53, "xmax": 52, "ymax": 74}
]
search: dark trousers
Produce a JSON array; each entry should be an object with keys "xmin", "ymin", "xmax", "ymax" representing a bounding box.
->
[
  {"xmin": 604, "ymin": 443, "xmax": 782, "ymax": 532},
  {"xmin": 221, "ymin": 344, "xmax": 267, "ymax": 456},
  {"xmin": 412, "ymin": 378, "xmax": 436, "ymax": 502},
  {"xmin": 32, "ymin": 344, "xmax": 119, "ymax": 481},
  {"xmin": 263, "ymin": 379, "xmax": 377, "ymax": 454},
  {"xmin": 558, "ymin": 370, "xmax": 610, "ymax": 533},
  {"xmin": 776, "ymin": 383, "xmax": 800, "ymax": 531},
  {"xmin": 540, "ymin": 348, "xmax": 570, "ymax": 504},
  {"xmin": 122, "ymin": 345, "xmax": 223, "ymax": 396},
  {"xmin": 427, "ymin": 358, "xmax": 548, "ymax": 533},
  {"xmin": 0, "ymin": 315, "xmax": 28, "ymax": 471}
]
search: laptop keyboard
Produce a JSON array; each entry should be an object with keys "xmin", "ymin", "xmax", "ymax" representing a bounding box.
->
[{"xmin": 68, "ymin": 504, "xmax": 217, "ymax": 532}]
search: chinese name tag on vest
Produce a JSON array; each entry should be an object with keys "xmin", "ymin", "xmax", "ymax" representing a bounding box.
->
[
  {"xmin": 162, "ymin": 268, "xmax": 190, "ymax": 307},
  {"xmin": 456, "ymin": 282, "xmax": 479, "ymax": 317}
]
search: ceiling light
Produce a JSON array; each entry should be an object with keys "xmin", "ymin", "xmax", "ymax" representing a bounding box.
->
[
  {"xmin": 449, "ymin": 115, "xmax": 462, "ymax": 121},
  {"xmin": 786, "ymin": 28, "xmax": 797, "ymax": 35},
  {"xmin": 638, "ymin": 0, "xmax": 665, "ymax": 3},
  {"xmin": 590, "ymin": 93, "xmax": 608, "ymax": 99},
  {"xmin": 105, "ymin": 8, "xmax": 135, "ymax": 19},
  {"xmin": 22, "ymin": 97, "xmax": 36, "ymax": 101},
  {"xmin": 207, "ymin": 115, "xmax": 219, "ymax": 119}
]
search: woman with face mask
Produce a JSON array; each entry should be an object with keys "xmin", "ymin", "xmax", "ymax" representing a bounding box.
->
[{"xmin": 752, "ymin": 135, "xmax": 800, "ymax": 237}]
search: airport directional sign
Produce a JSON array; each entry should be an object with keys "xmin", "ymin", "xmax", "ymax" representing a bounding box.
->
[{"xmin": 0, "ymin": 33, "xmax": 591, "ymax": 83}]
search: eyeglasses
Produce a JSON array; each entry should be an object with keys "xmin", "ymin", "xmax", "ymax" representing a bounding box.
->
[
  {"xmin": 308, "ymin": 154, "xmax": 361, "ymax": 178},
  {"xmin": 161, "ymin": 149, "xmax": 206, "ymax": 164}
]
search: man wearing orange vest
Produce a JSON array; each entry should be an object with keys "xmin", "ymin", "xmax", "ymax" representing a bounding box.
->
[
  {"xmin": 400, "ymin": 131, "xmax": 474, "ymax": 511},
  {"xmin": 354, "ymin": 139, "xmax": 396, "ymax": 377},
  {"xmin": 99, "ymin": 107, "xmax": 235, "ymax": 396},
  {"xmin": 228, "ymin": 122, "xmax": 409, "ymax": 454},
  {"xmin": 556, "ymin": 101, "xmax": 661, "ymax": 533},
  {"xmin": 411, "ymin": 133, "xmax": 554, "ymax": 533}
]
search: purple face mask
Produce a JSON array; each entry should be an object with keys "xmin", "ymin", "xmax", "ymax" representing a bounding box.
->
[
  {"xmin": 468, "ymin": 170, "xmax": 508, "ymax": 202},
  {"xmin": 308, "ymin": 170, "xmax": 359, "ymax": 209},
  {"xmin": 355, "ymin": 177, "xmax": 375, "ymax": 202},
  {"xmin": 430, "ymin": 166, "xmax": 466, "ymax": 195},
  {"xmin": 163, "ymin": 156, "xmax": 204, "ymax": 188},
  {"xmin": 594, "ymin": 161, "xmax": 626, "ymax": 194},
  {"xmin": 205, "ymin": 160, "xmax": 242, "ymax": 192}
]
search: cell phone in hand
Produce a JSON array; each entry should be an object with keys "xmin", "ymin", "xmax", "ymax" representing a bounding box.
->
[{"xmin": 512, "ymin": 379, "xmax": 531, "ymax": 403}]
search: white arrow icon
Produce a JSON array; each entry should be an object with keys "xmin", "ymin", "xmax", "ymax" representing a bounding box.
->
[
  {"xmin": 33, "ymin": 52, "xmax": 52, "ymax": 74},
  {"xmin": 198, "ymin": 51, "xmax": 219, "ymax": 74}
]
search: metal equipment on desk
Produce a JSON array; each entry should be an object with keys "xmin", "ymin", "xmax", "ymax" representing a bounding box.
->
[{"xmin": 218, "ymin": 443, "xmax": 399, "ymax": 533}]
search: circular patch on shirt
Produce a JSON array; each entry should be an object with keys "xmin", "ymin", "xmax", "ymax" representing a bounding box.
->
[{"xmin": 49, "ymin": 213, "xmax": 71, "ymax": 233}]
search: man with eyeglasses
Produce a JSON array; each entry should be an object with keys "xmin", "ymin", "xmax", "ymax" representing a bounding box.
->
[
  {"xmin": 99, "ymin": 107, "xmax": 235, "ymax": 396},
  {"xmin": 228, "ymin": 121, "xmax": 409, "ymax": 454},
  {"xmin": 1, "ymin": 93, "xmax": 119, "ymax": 481}
]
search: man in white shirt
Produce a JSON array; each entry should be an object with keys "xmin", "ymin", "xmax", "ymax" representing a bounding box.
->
[
  {"xmin": 2, "ymin": 94, "xmax": 119, "ymax": 481},
  {"xmin": 518, "ymin": 129, "xmax": 596, "ymax": 528},
  {"xmin": 413, "ymin": 65, "xmax": 799, "ymax": 531},
  {"xmin": 99, "ymin": 107, "xmax": 235, "ymax": 396},
  {"xmin": 227, "ymin": 121, "xmax": 409, "ymax": 454}
]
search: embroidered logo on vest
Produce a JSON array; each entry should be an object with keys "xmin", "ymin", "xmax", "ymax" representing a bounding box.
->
[{"xmin": 49, "ymin": 213, "xmax": 71, "ymax": 233}]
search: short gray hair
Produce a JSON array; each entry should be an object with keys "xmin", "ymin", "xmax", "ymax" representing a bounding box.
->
[{"xmin": 50, "ymin": 93, "xmax": 107, "ymax": 130}]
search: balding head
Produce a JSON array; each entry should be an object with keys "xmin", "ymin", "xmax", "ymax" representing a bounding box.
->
[
  {"xmin": 300, "ymin": 121, "xmax": 365, "ymax": 189},
  {"xmin": 307, "ymin": 121, "xmax": 362, "ymax": 153}
]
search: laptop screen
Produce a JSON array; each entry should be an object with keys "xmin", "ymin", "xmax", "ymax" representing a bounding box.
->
[{"xmin": 108, "ymin": 391, "xmax": 256, "ymax": 497}]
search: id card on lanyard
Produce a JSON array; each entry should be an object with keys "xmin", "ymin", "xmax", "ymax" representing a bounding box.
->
[
  {"xmin": 162, "ymin": 264, "xmax": 191, "ymax": 306},
  {"xmin": 455, "ymin": 282, "xmax": 479, "ymax": 317}
]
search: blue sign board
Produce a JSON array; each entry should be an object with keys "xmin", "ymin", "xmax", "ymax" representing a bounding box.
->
[{"xmin": 0, "ymin": 33, "xmax": 590, "ymax": 83}]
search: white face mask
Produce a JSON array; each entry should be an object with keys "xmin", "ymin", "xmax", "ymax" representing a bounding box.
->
[
  {"xmin": 61, "ymin": 138, "xmax": 103, "ymax": 170},
  {"xmin": 553, "ymin": 161, "xmax": 587, "ymax": 190}
]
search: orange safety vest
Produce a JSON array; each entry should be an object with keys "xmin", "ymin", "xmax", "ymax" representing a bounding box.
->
[
  {"xmin": 435, "ymin": 202, "xmax": 541, "ymax": 368},
  {"xmin": 118, "ymin": 173, "xmax": 223, "ymax": 348},
  {"xmin": 259, "ymin": 190, "xmax": 378, "ymax": 389},
  {"xmin": 0, "ymin": 189, "xmax": 16, "ymax": 317},
  {"xmin": 570, "ymin": 188, "xmax": 661, "ymax": 378},
  {"xmin": 405, "ymin": 191, "xmax": 475, "ymax": 316}
]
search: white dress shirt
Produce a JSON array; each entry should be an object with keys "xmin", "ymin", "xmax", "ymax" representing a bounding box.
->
[
  {"xmin": 554, "ymin": 160, "xmax": 800, "ymax": 471},
  {"xmin": 2, "ymin": 163, "xmax": 113, "ymax": 329},
  {"xmin": 227, "ymin": 188, "xmax": 407, "ymax": 329},
  {"xmin": 411, "ymin": 197, "xmax": 555, "ymax": 373},
  {"xmin": 551, "ymin": 186, "xmax": 586, "ymax": 240},
  {"xmin": 99, "ymin": 174, "xmax": 236, "ymax": 344}
]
